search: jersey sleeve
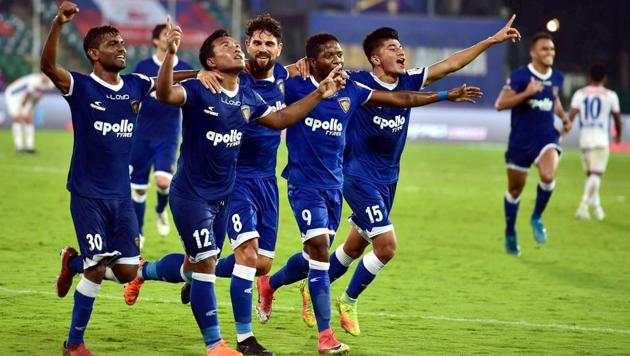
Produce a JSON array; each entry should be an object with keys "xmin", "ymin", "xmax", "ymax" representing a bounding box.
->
[
  {"xmin": 608, "ymin": 91, "xmax": 620, "ymax": 113},
  {"xmin": 505, "ymin": 70, "xmax": 527, "ymax": 93},
  {"xmin": 250, "ymin": 89, "xmax": 273, "ymax": 121},
  {"xmin": 570, "ymin": 90, "xmax": 583, "ymax": 110},
  {"xmin": 284, "ymin": 78, "xmax": 300, "ymax": 105},
  {"xmin": 179, "ymin": 79, "xmax": 197, "ymax": 107},
  {"xmin": 131, "ymin": 73, "xmax": 155, "ymax": 98},
  {"xmin": 406, "ymin": 67, "xmax": 428, "ymax": 90},
  {"xmin": 353, "ymin": 80, "xmax": 374, "ymax": 106},
  {"xmin": 62, "ymin": 71, "xmax": 85, "ymax": 99}
]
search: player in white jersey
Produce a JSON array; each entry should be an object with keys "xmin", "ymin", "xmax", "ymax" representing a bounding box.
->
[
  {"xmin": 4, "ymin": 72, "xmax": 54, "ymax": 153},
  {"xmin": 569, "ymin": 65, "xmax": 622, "ymax": 220}
]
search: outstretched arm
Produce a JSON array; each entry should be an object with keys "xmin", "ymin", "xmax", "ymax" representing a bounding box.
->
[
  {"xmin": 495, "ymin": 77, "xmax": 543, "ymax": 111},
  {"xmin": 40, "ymin": 1, "xmax": 78, "ymax": 94},
  {"xmin": 257, "ymin": 66, "xmax": 346, "ymax": 130},
  {"xmin": 155, "ymin": 17, "xmax": 186, "ymax": 106},
  {"xmin": 425, "ymin": 14, "xmax": 521, "ymax": 87},
  {"xmin": 366, "ymin": 84, "xmax": 482, "ymax": 108}
]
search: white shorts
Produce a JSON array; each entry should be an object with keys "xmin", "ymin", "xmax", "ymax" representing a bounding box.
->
[
  {"xmin": 4, "ymin": 96, "xmax": 32, "ymax": 118},
  {"xmin": 581, "ymin": 147, "xmax": 609, "ymax": 173}
]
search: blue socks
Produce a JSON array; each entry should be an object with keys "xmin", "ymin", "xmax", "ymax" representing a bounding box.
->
[
  {"xmin": 215, "ymin": 254, "xmax": 236, "ymax": 278},
  {"xmin": 142, "ymin": 253, "xmax": 185, "ymax": 282},
  {"xmin": 231, "ymin": 264, "xmax": 256, "ymax": 341},
  {"xmin": 308, "ymin": 260, "xmax": 331, "ymax": 332},
  {"xmin": 329, "ymin": 244, "xmax": 354, "ymax": 283},
  {"xmin": 66, "ymin": 277, "xmax": 100, "ymax": 347},
  {"xmin": 156, "ymin": 187, "xmax": 169, "ymax": 214},
  {"xmin": 504, "ymin": 192, "xmax": 520, "ymax": 236},
  {"xmin": 69, "ymin": 255, "xmax": 84, "ymax": 274},
  {"xmin": 131, "ymin": 191, "xmax": 147, "ymax": 235},
  {"xmin": 532, "ymin": 181, "xmax": 555, "ymax": 219},
  {"xmin": 269, "ymin": 252, "xmax": 309, "ymax": 290},
  {"xmin": 190, "ymin": 273, "xmax": 222, "ymax": 348},
  {"xmin": 346, "ymin": 251, "xmax": 384, "ymax": 299}
]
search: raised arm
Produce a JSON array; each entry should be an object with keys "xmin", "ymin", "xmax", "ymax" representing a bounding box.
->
[
  {"xmin": 495, "ymin": 77, "xmax": 543, "ymax": 111},
  {"xmin": 257, "ymin": 66, "xmax": 346, "ymax": 130},
  {"xmin": 366, "ymin": 84, "xmax": 482, "ymax": 108},
  {"xmin": 425, "ymin": 15, "xmax": 521, "ymax": 87},
  {"xmin": 40, "ymin": 1, "xmax": 78, "ymax": 94},
  {"xmin": 155, "ymin": 17, "xmax": 186, "ymax": 105}
]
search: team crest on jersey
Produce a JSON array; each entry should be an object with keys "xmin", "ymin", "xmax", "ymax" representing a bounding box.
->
[
  {"xmin": 338, "ymin": 97, "xmax": 351, "ymax": 113},
  {"xmin": 130, "ymin": 100, "xmax": 140, "ymax": 114},
  {"xmin": 241, "ymin": 105, "xmax": 251, "ymax": 121},
  {"xmin": 276, "ymin": 79, "xmax": 285, "ymax": 94}
]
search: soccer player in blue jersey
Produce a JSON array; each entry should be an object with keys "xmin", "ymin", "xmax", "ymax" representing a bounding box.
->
[
  {"xmin": 41, "ymin": 2, "xmax": 154, "ymax": 355},
  {"xmin": 129, "ymin": 24, "xmax": 193, "ymax": 247},
  {"xmin": 495, "ymin": 32, "xmax": 570, "ymax": 256},
  {"xmin": 287, "ymin": 19, "xmax": 521, "ymax": 336},
  {"xmin": 147, "ymin": 21, "xmax": 345, "ymax": 355},
  {"xmin": 255, "ymin": 32, "xmax": 481, "ymax": 354}
]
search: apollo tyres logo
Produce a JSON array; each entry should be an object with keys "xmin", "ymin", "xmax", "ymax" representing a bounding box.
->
[
  {"xmin": 373, "ymin": 115, "xmax": 406, "ymax": 133},
  {"xmin": 93, "ymin": 120, "xmax": 133, "ymax": 137},
  {"xmin": 206, "ymin": 130, "xmax": 242, "ymax": 148},
  {"xmin": 304, "ymin": 117, "xmax": 343, "ymax": 136}
]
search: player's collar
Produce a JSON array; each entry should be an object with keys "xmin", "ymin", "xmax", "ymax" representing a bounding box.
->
[
  {"xmin": 309, "ymin": 75, "xmax": 320, "ymax": 88},
  {"xmin": 90, "ymin": 72, "xmax": 124, "ymax": 91},
  {"xmin": 221, "ymin": 86, "xmax": 239, "ymax": 97},
  {"xmin": 152, "ymin": 54, "xmax": 179, "ymax": 67},
  {"xmin": 370, "ymin": 72, "xmax": 398, "ymax": 91},
  {"xmin": 527, "ymin": 63, "xmax": 552, "ymax": 80}
]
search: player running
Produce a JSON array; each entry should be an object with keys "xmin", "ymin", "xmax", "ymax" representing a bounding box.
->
[
  {"xmin": 495, "ymin": 32, "xmax": 570, "ymax": 256},
  {"xmin": 568, "ymin": 64, "xmax": 622, "ymax": 220},
  {"xmin": 148, "ymin": 21, "xmax": 345, "ymax": 355},
  {"xmin": 255, "ymin": 32, "xmax": 482, "ymax": 354},
  {"xmin": 129, "ymin": 23, "xmax": 193, "ymax": 247},
  {"xmin": 293, "ymin": 16, "xmax": 520, "ymax": 336},
  {"xmin": 42, "ymin": 2, "xmax": 154, "ymax": 355}
]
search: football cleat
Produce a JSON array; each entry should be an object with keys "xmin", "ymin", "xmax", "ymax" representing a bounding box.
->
[
  {"xmin": 593, "ymin": 206, "xmax": 605, "ymax": 221},
  {"xmin": 530, "ymin": 217, "xmax": 547, "ymax": 244},
  {"xmin": 505, "ymin": 233, "xmax": 521, "ymax": 256},
  {"xmin": 156, "ymin": 210, "xmax": 170, "ymax": 236},
  {"xmin": 236, "ymin": 336, "xmax": 274, "ymax": 356},
  {"xmin": 336, "ymin": 294, "xmax": 360, "ymax": 336},
  {"xmin": 575, "ymin": 204, "xmax": 590, "ymax": 220},
  {"xmin": 180, "ymin": 281, "xmax": 191, "ymax": 304},
  {"xmin": 318, "ymin": 329, "xmax": 350, "ymax": 355},
  {"xmin": 63, "ymin": 342, "xmax": 93, "ymax": 356},
  {"xmin": 57, "ymin": 246, "xmax": 79, "ymax": 298},
  {"xmin": 206, "ymin": 340, "xmax": 243, "ymax": 356},
  {"xmin": 255, "ymin": 275, "xmax": 274, "ymax": 323},
  {"xmin": 123, "ymin": 258, "xmax": 145, "ymax": 305},
  {"xmin": 298, "ymin": 279, "xmax": 316, "ymax": 328}
]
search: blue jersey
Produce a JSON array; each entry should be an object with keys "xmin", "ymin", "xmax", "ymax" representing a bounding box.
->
[
  {"xmin": 133, "ymin": 55, "xmax": 193, "ymax": 142},
  {"xmin": 506, "ymin": 64, "xmax": 565, "ymax": 147},
  {"xmin": 63, "ymin": 71, "xmax": 153, "ymax": 199},
  {"xmin": 281, "ymin": 77, "xmax": 373, "ymax": 189},
  {"xmin": 236, "ymin": 62, "xmax": 288, "ymax": 177},
  {"xmin": 171, "ymin": 79, "xmax": 272, "ymax": 201},
  {"xmin": 344, "ymin": 68, "xmax": 427, "ymax": 183}
]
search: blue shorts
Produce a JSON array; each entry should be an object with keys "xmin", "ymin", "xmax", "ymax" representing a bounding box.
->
[
  {"xmin": 170, "ymin": 193, "xmax": 229, "ymax": 262},
  {"xmin": 505, "ymin": 140, "xmax": 562, "ymax": 172},
  {"xmin": 343, "ymin": 175, "xmax": 396, "ymax": 241},
  {"xmin": 130, "ymin": 138, "xmax": 178, "ymax": 189},
  {"xmin": 227, "ymin": 176, "xmax": 279, "ymax": 258},
  {"xmin": 70, "ymin": 193, "xmax": 140, "ymax": 269},
  {"xmin": 287, "ymin": 183, "xmax": 342, "ymax": 243}
]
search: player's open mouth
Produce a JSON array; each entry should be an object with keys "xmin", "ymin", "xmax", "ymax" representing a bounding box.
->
[
  {"xmin": 116, "ymin": 55, "xmax": 125, "ymax": 61},
  {"xmin": 396, "ymin": 58, "xmax": 405, "ymax": 65}
]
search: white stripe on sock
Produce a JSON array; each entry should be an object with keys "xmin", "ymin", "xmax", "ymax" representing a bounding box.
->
[
  {"xmin": 76, "ymin": 277, "xmax": 101, "ymax": 298},
  {"xmin": 232, "ymin": 264, "xmax": 256, "ymax": 281},
  {"xmin": 539, "ymin": 180, "xmax": 556, "ymax": 191},
  {"xmin": 335, "ymin": 244, "xmax": 355, "ymax": 267},
  {"xmin": 309, "ymin": 260, "xmax": 330, "ymax": 271},
  {"xmin": 362, "ymin": 251, "xmax": 385, "ymax": 275},
  {"xmin": 192, "ymin": 272, "xmax": 216, "ymax": 283}
]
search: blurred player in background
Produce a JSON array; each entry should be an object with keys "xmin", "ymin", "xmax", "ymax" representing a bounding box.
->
[
  {"xmin": 569, "ymin": 64, "xmax": 622, "ymax": 221},
  {"xmin": 41, "ymin": 2, "xmax": 154, "ymax": 354},
  {"xmin": 495, "ymin": 32, "xmax": 570, "ymax": 256},
  {"xmin": 129, "ymin": 23, "xmax": 193, "ymax": 248},
  {"xmin": 293, "ymin": 16, "xmax": 520, "ymax": 336},
  {"xmin": 4, "ymin": 72, "xmax": 54, "ymax": 153}
]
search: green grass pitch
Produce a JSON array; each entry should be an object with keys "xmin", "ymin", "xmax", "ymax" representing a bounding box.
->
[{"xmin": 1, "ymin": 130, "xmax": 629, "ymax": 355}]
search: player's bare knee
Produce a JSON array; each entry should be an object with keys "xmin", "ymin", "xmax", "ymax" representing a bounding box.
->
[
  {"xmin": 539, "ymin": 171, "xmax": 556, "ymax": 184},
  {"xmin": 155, "ymin": 176, "xmax": 171, "ymax": 190},
  {"xmin": 373, "ymin": 233, "xmax": 397, "ymax": 263},
  {"xmin": 112, "ymin": 264, "xmax": 138, "ymax": 283},
  {"xmin": 191, "ymin": 256, "xmax": 216, "ymax": 273},
  {"xmin": 134, "ymin": 189, "xmax": 147, "ymax": 196},
  {"xmin": 306, "ymin": 236, "xmax": 330, "ymax": 261},
  {"xmin": 236, "ymin": 240, "xmax": 258, "ymax": 267},
  {"xmin": 84, "ymin": 262, "xmax": 106, "ymax": 282}
]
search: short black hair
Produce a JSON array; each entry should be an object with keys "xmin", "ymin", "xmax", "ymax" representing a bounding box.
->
[
  {"xmin": 530, "ymin": 32, "xmax": 553, "ymax": 49},
  {"xmin": 199, "ymin": 29, "xmax": 230, "ymax": 70},
  {"xmin": 590, "ymin": 64, "xmax": 606, "ymax": 82},
  {"xmin": 305, "ymin": 32, "xmax": 339, "ymax": 59},
  {"xmin": 152, "ymin": 24, "xmax": 167, "ymax": 45},
  {"xmin": 363, "ymin": 27, "xmax": 399, "ymax": 59},
  {"xmin": 246, "ymin": 13, "xmax": 282, "ymax": 41},
  {"xmin": 83, "ymin": 25, "xmax": 120, "ymax": 62}
]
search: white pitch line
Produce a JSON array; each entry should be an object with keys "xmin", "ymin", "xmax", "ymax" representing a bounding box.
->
[
  {"xmin": 2, "ymin": 287, "xmax": 629, "ymax": 335},
  {"xmin": 7, "ymin": 165, "xmax": 66, "ymax": 174}
]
